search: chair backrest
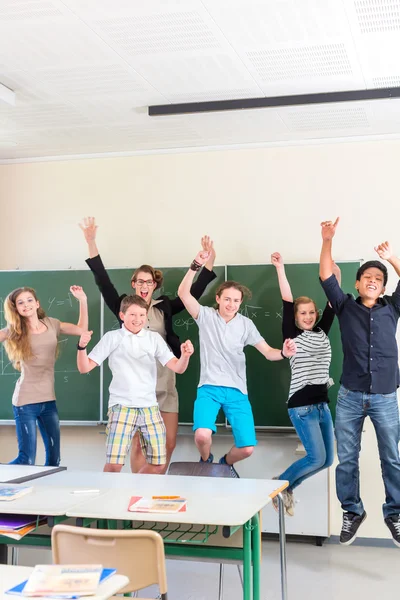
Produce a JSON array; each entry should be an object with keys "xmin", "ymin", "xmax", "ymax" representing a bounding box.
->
[
  {"xmin": 51, "ymin": 524, "xmax": 167, "ymax": 596},
  {"xmin": 168, "ymin": 461, "xmax": 232, "ymax": 478}
]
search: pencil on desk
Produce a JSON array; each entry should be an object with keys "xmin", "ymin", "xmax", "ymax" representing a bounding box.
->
[{"xmin": 152, "ymin": 495, "xmax": 181, "ymax": 499}]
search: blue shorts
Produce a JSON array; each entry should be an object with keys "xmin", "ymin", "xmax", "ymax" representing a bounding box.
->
[{"xmin": 193, "ymin": 385, "xmax": 257, "ymax": 448}]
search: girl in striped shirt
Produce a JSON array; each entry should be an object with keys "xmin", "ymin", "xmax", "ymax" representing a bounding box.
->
[{"xmin": 271, "ymin": 252, "xmax": 340, "ymax": 516}]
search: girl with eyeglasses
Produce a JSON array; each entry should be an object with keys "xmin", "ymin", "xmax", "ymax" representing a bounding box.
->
[{"xmin": 80, "ymin": 217, "xmax": 216, "ymax": 473}]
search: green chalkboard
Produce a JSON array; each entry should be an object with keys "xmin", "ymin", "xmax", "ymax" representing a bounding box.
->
[
  {"xmin": 227, "ymin": 263, "xmax": 359, "ymax": 428},
  {"xmin": 0, "ymin": 262, "xmax": 358, "ymax": 428},
  {"xmin": 0, "ymin": 271, "xmax": 101, "ymax": 422},
  {"xmin": 101, "ymin": 267, "xmax": 225, "ymax": 423}
]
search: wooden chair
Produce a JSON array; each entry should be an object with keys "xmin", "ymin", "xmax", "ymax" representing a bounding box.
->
[
  {"xmin": 167, "ymin": 461, "xmax": 242, "ymax": 600},
  {"xmin": 51, "ymin": 524, "xmax": 168, "ymax": 600}
]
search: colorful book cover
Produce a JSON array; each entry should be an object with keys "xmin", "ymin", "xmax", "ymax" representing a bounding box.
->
[
  {"xmin": 0, "ymin": 485, "xmax": 33, "ymax": 501},
  {"xmin": 128, "ymin": 496, "xmax": 187, "ymax": 513},
  {"xmin": 6, "ymin": 566, "xmax": 116, "ymax": 598}
]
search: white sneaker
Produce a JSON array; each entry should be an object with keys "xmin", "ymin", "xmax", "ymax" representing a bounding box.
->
[{"xmin": 272, "ymin": 477, "xmax": 295, "ymax": 516}]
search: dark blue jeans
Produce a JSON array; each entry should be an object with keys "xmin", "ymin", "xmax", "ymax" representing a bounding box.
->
[
  {"xmin": 10, "ymin": 401, "xmax": 61, "ymax": 466},
  {"xmin": 335, "ymin": 386, "xmax": 400, "ymax": 519},
  {"xmin": 279, "ymin": 403, "xmax": 334, "ymax": 491}
]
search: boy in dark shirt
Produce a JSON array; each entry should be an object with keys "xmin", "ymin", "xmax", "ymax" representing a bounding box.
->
[{"xmin": 320, "ymin": 219, "xmax": 400, "ymax": 547}]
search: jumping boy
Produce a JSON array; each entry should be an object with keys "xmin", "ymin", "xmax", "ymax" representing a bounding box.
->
[
  {"xmin": 320, "ymin": 218, "xmax": 400, "ymax": 547},
  {"xmin": 178, "ymin": 237, "xmax": 296, "ymax": 477},
  {"xmin": 77, "ymin": 295, "xmax": 194, "ymax": 474}
]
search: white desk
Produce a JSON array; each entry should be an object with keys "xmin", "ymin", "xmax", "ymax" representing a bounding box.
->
[
  {"xmin": 0, "ymin": 470, "xmax": 289, "ymax": 600},
  {"xmin": 0, "ymin": 466, "xmax": 66, "ymax": 484},
  {"xmin": 0, "ymin": 565, "xmax": 129, "ymax": 600},
  {"xmin": 64, "ymin": 473, "xmax": 283, "ymax": 526}
]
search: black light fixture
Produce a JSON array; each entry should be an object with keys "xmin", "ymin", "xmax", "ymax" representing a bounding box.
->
[{"xmin": 149, "ymin": 87, "xmax": 400, "ymax": 117}]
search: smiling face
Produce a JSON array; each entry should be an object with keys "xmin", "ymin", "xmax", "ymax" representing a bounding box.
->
[
  {"xmin": 131, "ymin": 270, "xmax": 156, "ymax": 305},
  {"xmin": 216, "ymin": 287, "xmax": 243, "ymax": 321},
  {"xmin": 295, "ymin": 302, "xmax": 318, "ymax": 331},
  {"xmin": 356, "ymin": 267, "xmax": 385, "ymax": 303},
  {"xmin": 119, "ymin": 302, "xmax": 148, "ymax": 334},
  {"xmin": 15, "ymin": 291, "xmax": 40, "ymax": 318}
]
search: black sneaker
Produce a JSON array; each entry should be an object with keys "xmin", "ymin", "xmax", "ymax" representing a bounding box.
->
[
  {"xmin": 199, "ymin": 453, "xmax": 214, "ymax": 463},
  {"xmin": 384, "ymin": 514, "xmax": 400, "ymax": 548},
  {"xmin": 219, "ymin": 456, "xmax": 240, "ymax": 478},
  {"xmin": 339, "ymin": 511, "xmax": 367, "ymax": 546}
]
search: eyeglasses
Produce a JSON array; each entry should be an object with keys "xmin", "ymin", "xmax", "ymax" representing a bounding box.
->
[{"xmin": 134, "ymin": 279, "xmax": 155, "ymax": 287}]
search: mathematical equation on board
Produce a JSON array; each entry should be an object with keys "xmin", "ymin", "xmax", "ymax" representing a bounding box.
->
[{"xmin": 173, "ymin": 306, "xmax": 285, "ymax": 330}]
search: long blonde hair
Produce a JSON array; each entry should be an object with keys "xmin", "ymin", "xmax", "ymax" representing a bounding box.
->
[{"xmin": 3, "ymin": 287, "xmax": 46, "ymax": 371}]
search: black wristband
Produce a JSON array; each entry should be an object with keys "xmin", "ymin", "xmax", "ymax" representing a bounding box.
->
[
  {"xmin": 190, "ymin": 260, "xmax": 202, "ymax": 272},
  {"xmin": 77, "ymin": 344, "xmax": 87, "ymax": 351},
  {"xmin": 281, "ymin": 349, "xmax": 287, "ymax": 359}
]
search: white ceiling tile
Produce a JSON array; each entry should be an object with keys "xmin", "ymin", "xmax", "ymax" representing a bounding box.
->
[
  {"xmin": 279, "ymin": 104, "xmax": 372, "ymax": 132},
  {"xmin": 344, "ymin": 0, "xmax": 400, "ymax": 86},
  {"xmin": 135, "ymin": 54, "xmax": 261, "ymax": 101},
  {"xmin": 0, "ymin": 0, "xmax": 63, "ymax": 21},
  {"xmin": 1, "ymin": 1, "xmax": 400, "ymax": 160},
  {"xmin": 202, "ymin": 0, "xmax": 366, "ymax": 95}
]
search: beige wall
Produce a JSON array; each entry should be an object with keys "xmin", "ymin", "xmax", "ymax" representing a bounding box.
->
[{"xmin": 1, "ymin": 139, "xmax": 400, "ymax": 539}]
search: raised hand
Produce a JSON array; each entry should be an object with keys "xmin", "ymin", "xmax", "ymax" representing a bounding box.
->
[
  {"xmin": 282, "ymin": 338, "xmax": 296, "ymax": 358},
  {"xmin": 79, "ymin": 217, "xmax": 98, "ymax": 243},
  {"xmin": 181, "ymin": 340, "xmax": 194, "ymax": 356},
  {"xmin": 70, "ymin": 285, "xmax": 87, "ymax": 301},
  {"xmin": 271, "ymin": 252, "xmax": 284, "ymax": 268},
  {"xmin": 193, "ymin": 237, "xmax": 213, "ymax": 267},
  {"xmin": 374, "ymin": 241, "xmax": 393, "ymax": 261},
  {"xmin": 321, "ymin": 217, "xmax": 340, "ymax": 241},
  {"xmin": 78, "ymin": 330, "xmax": 93, "ymax": 349}
]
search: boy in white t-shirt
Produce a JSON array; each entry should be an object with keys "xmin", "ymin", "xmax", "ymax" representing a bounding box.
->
[
  {"xmin": 178, "ymin": 237, "xmax": 296, "ymax": 477},
  {"xmin": 77, "ymin": 295, "xmax": 194, "ymax": 474}
]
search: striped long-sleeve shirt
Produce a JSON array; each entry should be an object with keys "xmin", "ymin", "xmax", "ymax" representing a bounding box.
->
[{"xmin": 282, "ymin": 300, "xmax": 335, "ymax": 408}]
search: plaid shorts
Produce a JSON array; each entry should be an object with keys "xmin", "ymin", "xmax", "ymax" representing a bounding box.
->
[{"xmin": 105, "ymin": 404, "xmax": 166, "ymax": 466}]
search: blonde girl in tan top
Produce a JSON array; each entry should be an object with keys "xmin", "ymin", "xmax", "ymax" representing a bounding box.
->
[{"xmin": 0, "ymin": 285, "xmax": 88, "ymax": 466}]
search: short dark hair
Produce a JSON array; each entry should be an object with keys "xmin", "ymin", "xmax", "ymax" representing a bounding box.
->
[
  {"xmin": 120, "ymin": 295, "xmax": 149, "ymax": 314},
  {"xmin": 356, "ymin": 261, "xmax": 388, "ymax": 286}
]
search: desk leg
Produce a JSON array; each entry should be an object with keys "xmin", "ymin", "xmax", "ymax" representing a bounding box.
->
[
  {"xmin": 243, "ymin": 520, "xmax": 252, "ymax": 600},
  {"xmin": 0, "ymin": 544, "xmax": 7, "ymax": 564},
  {"xmin": 278, "ymin": 495, "xmax": 288, "ymax": 600},
  {"xmin": 251, "ymin": 514, "xmax": 261, "ymax": 600}
]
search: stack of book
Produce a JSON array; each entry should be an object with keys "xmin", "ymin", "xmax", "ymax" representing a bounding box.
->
[
  {"xmin": 0, "ymin": 515, "xmax": 46, "ymax": 540},
  {"xmin": 6, "ymin": 565, "xmax": 117, "ymax": 597}
]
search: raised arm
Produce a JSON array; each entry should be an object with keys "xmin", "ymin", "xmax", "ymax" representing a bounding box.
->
[
  {"xmin": 60, "ymin": 286, "xmax": 89, "ymax": 336},
  {"xmin": 319, "ymin": 217, "xmax": 340, "ymax": 281},
  {"xmin": 177, "ymin": 238, "xmax": 212, "ymax": 319},
  {"xmin": 80, "ymin": 217, "xmax": 123, "ymax": 319},
  {"xmin": 271, "ymin": 252, "xmax": 293, "ymax": 301},
  {"xmin": 170, "ymin": 236, "xmax": 217, "ymax": 315},
  {"xmin": 332, "ymin": 261, "xmax": 341, "ymax": 287},
  {"xmin": 79, "ymin": 216, "xmax": 99, "ymax": 259},
  {"xmin": 374, "ymin": 241, "xmax": 400, "ymax": 278},
  {"xmin": 166, "ymin": 340, "xmax": 194, "ymax": 374},
  {"xmin": 254, "ymin": 338, "xmax": 297, "ymax": 361},
  {"xmin": 76, "ymin": 331, "xmax": 97, "ymax": 373}
]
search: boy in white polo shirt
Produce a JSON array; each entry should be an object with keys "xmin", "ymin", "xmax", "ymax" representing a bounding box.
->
[
  {"xmin": 77, "ymin": 295, "xmax": 194, "ymax": 474},
  {"xmin": 178, "ymin": 237, "xmax": 296, "ymax": 477}
]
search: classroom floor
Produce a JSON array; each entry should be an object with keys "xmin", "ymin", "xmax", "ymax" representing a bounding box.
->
[
  {"xmin": 150, "ymin": 540, "xmax": 398, "ymax": 600},
  {"xmin": 16, "ymin": 539, "xmax": 399, "ymax": 599}
]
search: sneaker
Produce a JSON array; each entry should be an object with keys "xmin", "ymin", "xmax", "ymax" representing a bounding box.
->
[
  {"xmin": 384, "ymin": 514, "xmax": 400, "ymax": 548},
  {"xmin": 219, "ymin": 455, "xmax": 240, "ymax": 478},
  {"xmin": 199, "ymin": 453, "xmax": 213, "ymax": 463},
  {"xmin": 339, "ymin": 511, "xmax": 367, "ymax": 546},
  {"xmin": 271, "ymin": 477, "xmax": 295, "ymax": 516}
]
